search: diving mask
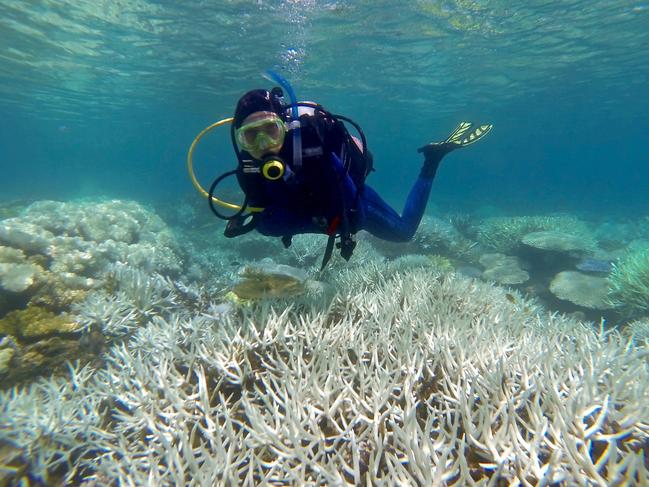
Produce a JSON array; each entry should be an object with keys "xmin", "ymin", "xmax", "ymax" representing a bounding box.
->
[{"xmin": 235, "ymin": 112, "xmax": 287, "ymax": 157}]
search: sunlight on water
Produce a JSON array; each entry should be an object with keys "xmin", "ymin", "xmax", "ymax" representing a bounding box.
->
[{"xmin": 1, "ymin": 0, "xmax": 647, "ymax": 118}]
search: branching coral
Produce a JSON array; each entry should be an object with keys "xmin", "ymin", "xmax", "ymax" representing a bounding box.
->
[
  {"xmin": 72, "ymin": 263, "xmax": 188, "ymax": 337},
  {"xmin": 0, "ymin": 363, "xmax": 103, "ymax": 483},
  {"xmin": 477, "ymin": 215, "xmax": 594, "ymax": 253},
  {"xmin": 606, "ymin": 248, "xmax": 649, "ymax": 317},
  {"xmin": 2, "ymin": 266, "xmax": 648, "ymax": 485},
  {"xmin": 372, "ymin": 215, "xmax": 478, "ymax": 262},
  {"xmin": 623, "ymin": 319, "xmax": 649, "ymax": 345}
]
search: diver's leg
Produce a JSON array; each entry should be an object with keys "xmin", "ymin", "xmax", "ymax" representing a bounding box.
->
[
  {"xmin": 358, "ymin": 146, "xmax": 452, "ymax": 242},
  {"xmin": 360, "ymin": 180, "xmax": 433, "ymax": 242},
  {"xmin": 359, "ymin": 122, "xmax": 493, "ymax": 242},
  {"xmin": 418, "ymin": 121, "xmax": 493, "ymax": 177}
]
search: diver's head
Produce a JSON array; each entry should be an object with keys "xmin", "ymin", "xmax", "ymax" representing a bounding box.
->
[{"xmin": 234, "ymin": 89, "xmax": 286, "ymax": 160}]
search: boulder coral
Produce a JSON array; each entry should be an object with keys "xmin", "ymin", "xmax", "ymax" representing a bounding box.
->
[
  {"xmin": 0, "ymin": 200, "xmax": 183, "ymax": 289},
  {"xmin": 1, "ymin": 266, "xmax": 647, "ymax": 485},
  {"xmin": 0, "ymin": 200, "xmax": 184, "ymax": 384},
  {"xmin": 0, "ymin": 200, "xmax": 183, "ymax": 317},
  {"xmin": 0, "ymin": 307, "xmax": 80, "ymax": 338},
  {"xmin": 0, "ymin": 246, "xmax": 45, "ymax": 298}
]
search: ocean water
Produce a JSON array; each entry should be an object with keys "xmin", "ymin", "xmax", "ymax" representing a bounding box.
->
[
  {"xmin": 1, "ymin": 1, "xmax": 648, "ymax": 215},
  {"xmin": 2, "ymin": 2, "xmax": 649, "ymax": 485}
]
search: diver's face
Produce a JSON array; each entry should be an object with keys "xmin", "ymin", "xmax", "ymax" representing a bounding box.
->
[{"xmin": 236, "ymin": 111, "xmax": 286, "ymax": 159}]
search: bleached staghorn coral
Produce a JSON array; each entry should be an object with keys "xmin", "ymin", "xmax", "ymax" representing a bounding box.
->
[
  {"xmin": 476, "ymin": 215, "xmax": 594, "ymax": 253},
  {"xmin": 2, "ymin": 267, "xmax": 648, "ymax": 485},
  {"xmin": 282, "ymin": 233, "xmax": 326, "ymax": 267},
  {"xmin": 366, "ymin": 215, "xmax": 478, "ymax": 262},
  {"xmin": 71, "ymin": 263, "xmax": 209, "ymax": 337},
  {"xmin": 0, "ymin": 363, "xmax": 104, "ymax": 482},
  {"xmin": 624, "ymin": 319, "xmax": 649, "ymax": 346},
  {"xmin": 274, "ymin": 232, "xmax": 385, "ymax": 273}
]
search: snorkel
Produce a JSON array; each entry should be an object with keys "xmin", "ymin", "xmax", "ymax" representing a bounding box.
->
[{"xmin": 263, "ymin": 69, "xmax": 302, "ymax": 169}]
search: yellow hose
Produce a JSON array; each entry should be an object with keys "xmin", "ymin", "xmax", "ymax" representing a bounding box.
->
[{"xmin": 186, "ymin": 117, "xmax": 264, "ymax": 213}]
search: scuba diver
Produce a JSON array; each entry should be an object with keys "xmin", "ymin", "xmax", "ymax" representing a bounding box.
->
[{"xmin": 190, "ymin": 78, "xmax": 492, "ymax": 270}]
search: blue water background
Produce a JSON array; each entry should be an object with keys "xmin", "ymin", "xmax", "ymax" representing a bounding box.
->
[{"xmin": 1, "ymin": 1, "xmax": 648, "ymax": 218}]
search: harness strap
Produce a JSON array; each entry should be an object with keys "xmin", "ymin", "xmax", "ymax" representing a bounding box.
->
[
  {"xmin": 320, "ymin": 234, "xmax": 337, "ymax": 271},
  {"xmin": 326, "ymin": 215, "xmax": 341, "ymax": 235}
]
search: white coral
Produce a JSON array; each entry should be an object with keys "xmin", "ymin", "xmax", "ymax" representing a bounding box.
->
[
  {"xmin": 2, "ymin": 268, "xmax": 648, "ymax": 485},
  {"xmin": 4, "ymin": 200, "xmax": 183, "ymax": 279},
  {"xmin": 0, "ymin": 220, "xmax": 53, "ymax": 254},
  {"xmin": 0, "ymin": 262, "xmax": 42, "ymax": 293},
  {"xmin": 0, "ymin": 364, "xmax": 104, "ymax": 483},
  {"xmin": 624, "ymin": 319, "xmax": 649, "ymax": 345},
  {"xmin": 72, "ymin": 263, "xmax": 180, "ymax": 337}
]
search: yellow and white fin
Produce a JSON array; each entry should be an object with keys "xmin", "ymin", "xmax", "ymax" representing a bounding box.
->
[{"xmin": 446, "ymin": 122, "xmax": 493, "ymax": 146}]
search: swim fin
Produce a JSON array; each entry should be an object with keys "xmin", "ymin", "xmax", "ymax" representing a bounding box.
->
[
  {"xmin": 418, "ymin": 121, "xmax": 493, "ymax": 157},
  {"xmin": 444, "ymin": 121, "xmax": 492, "ymax": 147},
  {"xmin": 417, "ymin": 121, "xmax": 493, "ymax": 178}
]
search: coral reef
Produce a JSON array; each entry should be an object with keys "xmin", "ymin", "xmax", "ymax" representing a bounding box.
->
[
  {"xmin": 623, "ymin": 319, "xmax": 649, "ymax": 345},
  {"xmin": 0, "ymin": 200, "xmax": 183, "ymax": 291},
  {"xmin": 549, "ymin": 271, "xmax": 614, "ymax": 310},
  {"xmin": 0, "ymin": 246, "xmax": 45, "ymax": 299},
  {"xmin": 0, "ymin": 338, "xmax": 14, "ymax": 375},
  {"xmin": 479, "ymin": 253, "xmax": 529, "ymax": 285},
  {"xmin": 2, "ymin": 199, "xmax": 649, "ymax": 485},
  {"xmin": 0, "ymin": 200, "xmax": 184, "ymax": 385},
  {"xmin": 606, "ymin": 248, "xmax": 649, "ymax": 317},
  {"xmin": 369, "ymin": 215, "xmax": 478, "ymax": 262},
  {"xmin": 0, "ymin": 201, "xmax": 28, "ymax": 221},
  {"xmin": 0, "ymin": 306, "xmax": 80, "ymax": 338},
  {"xmin": 476, "ymin": 215, "xmax": 593, "ymax": 253},
  {"xmin": 1, "ymin": 266, "xmax": 648, "ymax": 485}
]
